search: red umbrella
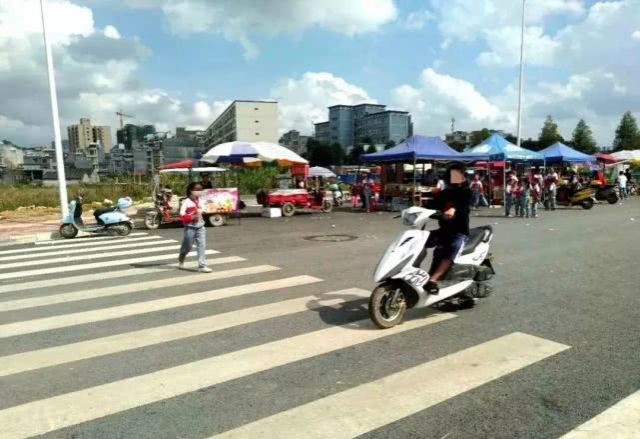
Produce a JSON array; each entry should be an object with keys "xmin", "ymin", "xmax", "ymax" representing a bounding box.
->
[
  {"xmin": 594, "ymin": 153, "xmax": 617, "ymax": 163},
  {"xmin": 158, "ymin": 159, "xmax": 194, "ymax": 169}
]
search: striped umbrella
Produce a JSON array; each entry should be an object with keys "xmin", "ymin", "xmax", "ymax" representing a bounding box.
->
[{"xmin": 202, "ymin": 141, "xmax": 308, "ymax": 166}]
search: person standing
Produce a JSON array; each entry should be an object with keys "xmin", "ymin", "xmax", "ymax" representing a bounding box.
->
[
  {"xmin": 178, "ymin": 182, "xmax": 211, "ymax": 273},
  {"xmin": 516, "ymin": 177, "xmax": 530, "ymax": 218},
  {"xmin": 545, "ymin": 169, "xmax": 558, "ymax": 211},
  {"xmin": 504, "ymin": 172, "xmax": 515, "ymax": 217},
  {"xmin": 361, "ymin": 174, "xmax": 373, "ymax": 212},
  {"xmin": 470, "ymin": 174, "xmax": 481, "ymax": 209},
  {"xmin": 618, "ymin": 171, "xmax": 628, "ymax": 199},
  {"xmin": 530, "ymin": 178, "xmax": 541, "ymax": 218}
]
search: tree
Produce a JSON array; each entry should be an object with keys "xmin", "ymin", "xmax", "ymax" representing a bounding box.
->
[
  {"xmin": 572, "ymin": 119, "xmax": 598, "ymax": 154},
  {"xmin": 538, "ymin": 115, "xmax": 564, "ymax": 148},
  {"xmin": 447, "ymin": 141, "xmax": 466, "ymax": 152},
  {"xmin": 521, "ymin": 138, "xmax": 540, "ymax": 151},
  {"xmin": 384, "ymin": 140, "xmax": 396, "ymax": 150},
  {"xmin": 470, "ymin": 128, "xmax": 491, "ymax": 146},
  {"xmin": 365, "ymin": 144, "xmax": 377, "ymax": 154},
  {"xmin": 613, "ymin": 111, "xmax": 640, "ymax": 151},
  {"xmin": 330, "ymin": 143, "xmax": 345, "ymax": 165},
  {"xmin": 348, "ymin": 144, "xmax": 365, "ymax": 165}
]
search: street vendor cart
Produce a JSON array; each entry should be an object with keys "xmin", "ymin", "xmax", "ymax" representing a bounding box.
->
[{"xmin": 144, "ymin": 166, "xmax": 240, "ymax": 229}]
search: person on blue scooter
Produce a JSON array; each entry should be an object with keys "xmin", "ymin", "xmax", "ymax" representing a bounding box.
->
[
  {"xmin": 424, "ymin": 162, "xmax": 471, "ymax": 295},
  {"xmin": 72, "ymin": 190, "xmax": 85, "ymax": 225}
]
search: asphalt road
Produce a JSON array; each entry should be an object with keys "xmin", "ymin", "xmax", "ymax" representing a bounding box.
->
[{"xmin": 0, "ymin": 198, "xmax": 639, "ymax": 438}]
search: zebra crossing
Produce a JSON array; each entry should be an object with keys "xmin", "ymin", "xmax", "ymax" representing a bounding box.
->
[{"xmin": 0, "ymin": 233, "xmax": 638, "ymax": 438}]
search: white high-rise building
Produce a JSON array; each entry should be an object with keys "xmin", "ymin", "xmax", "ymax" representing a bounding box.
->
[
  {"xmin": 67, "ymin": 118, "xmax": 113, "ymax": 153},
  {"xmin": 205, "ymin": 100, "xmax": 278, "ymax": 149}
]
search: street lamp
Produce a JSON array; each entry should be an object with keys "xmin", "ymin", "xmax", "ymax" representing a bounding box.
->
[
  {"xmin": 39, "ymin": 0, "xmax": 69, "ymax": 218},
  {"xmin": 516, "ymin": 0, "xmax": 526, "ymax": 148}
]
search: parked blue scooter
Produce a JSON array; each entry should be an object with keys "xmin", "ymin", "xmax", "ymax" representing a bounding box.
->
[{"xmin": 59, "ymin": 197, "xmax": 134, "ymax": 239}]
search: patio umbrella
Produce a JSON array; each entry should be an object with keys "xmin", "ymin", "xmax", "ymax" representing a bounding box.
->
[
  {"xmin": 158, "ymin": 159, "xmax": 194, "ymax": 169},
  {"xmin": 309, "ymin": 166, "xmax": 336, "ymax": 178},
  {"xmin": 594, "ymin": 153, "xmax": 617, "ymax": 164},
  {"xmin": 202, "ymin": 141, "xmax": 308, "ymax": 166}
]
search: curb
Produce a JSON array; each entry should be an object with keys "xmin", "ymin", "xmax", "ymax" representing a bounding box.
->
[{"xmin": 0, "ymin": 231, "xmax": 59, "ymax": 247}]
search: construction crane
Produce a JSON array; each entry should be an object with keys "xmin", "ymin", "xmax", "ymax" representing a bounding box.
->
[{"xmin": 116, "ymin": 110, "xmax": 133, "ymax": 129}]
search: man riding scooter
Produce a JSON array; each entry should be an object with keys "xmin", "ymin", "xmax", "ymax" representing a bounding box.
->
[{"xmin": 423, "ymin": 162, "xmax": 471, "ymax": 295}]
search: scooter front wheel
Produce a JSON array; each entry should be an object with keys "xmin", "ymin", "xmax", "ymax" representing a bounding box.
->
[
  {"xmin": 369, "ymin": 283, "xmax": 407, "ymax": 329},
  {"xmin": 59, "ymin": 224, "xmax": 78, "ymax": 239}
]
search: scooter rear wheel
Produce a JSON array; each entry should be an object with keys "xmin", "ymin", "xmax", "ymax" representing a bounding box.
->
[
  {"xmin": 59, "ymin": 224, "xmax": 78, "ymax": 239},
  {"xmin": 369, "ymin": 283, "xmax": 407, "ymax": 329},
  {"xmin": 144, "ymin": 211, "xmax": 161, "ymax": 230}
]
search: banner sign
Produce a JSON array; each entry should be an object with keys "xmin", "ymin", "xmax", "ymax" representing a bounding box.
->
[{"xmin": 200, "ymin": 188, "xmax": 239, "ymax": 214}]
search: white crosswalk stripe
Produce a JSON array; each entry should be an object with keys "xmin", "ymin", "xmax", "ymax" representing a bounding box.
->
[
  {"xmin": 0, "ymin": 244, "xmax": 181, "ymax": 270},
  {"xmin": 0, "ymin": 235, "xmax": 160, "ymax": 256},
  {"xmin": 0, "ymin": 275, "xmax": 320, "ymax": 337},
  {"xmin": 0, "ymin": 249, "xmax": 218, "ymax": 281},
  {"xmin": 0, "ymin": 314, "xmax": 454, "ymax": 438},
  {"xmin": 0, "ymin": 237, "xmax": 174, "ymax": 262},
  {"xmin": 0, "ymin": 235, "xmax": 582, "ymax": 439},
  {"xmin": 213, "ymin": 333, "xmax": 569, "ymax": 439},
  {"xmin": 33, "ymin": 232, "xmax": 147, "ymax": 245},
  {"xmin": 0, "ymin": 256, "xmax": 245, "ymax": 295},
  {"xmin": 0, "ymin": 288, "xmax": 367, "ymax": 377},
  {"xmin": 0, "ymin": 265, "xmax": 279, "ymax": 311},
  {"xmin": 559, "ymin": 390, "xmax": 640, "ymax": 438}
]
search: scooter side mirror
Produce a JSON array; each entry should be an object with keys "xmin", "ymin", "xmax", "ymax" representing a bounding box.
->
[{"xmin": 429, "ymin": 212, "xmax": 443, "ymax": 220}]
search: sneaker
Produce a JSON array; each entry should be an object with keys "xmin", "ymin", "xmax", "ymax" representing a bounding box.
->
[
  {"xmin": 177, "ymin": 261, "xmax": 185, "ymax": 270},
  {"xmin": 198, "ymin": 266, "xmax": 212, "ymax": 273},
  {"xmin": 424, "ymin": 280, "xmax": 439, "ymax": 295}
]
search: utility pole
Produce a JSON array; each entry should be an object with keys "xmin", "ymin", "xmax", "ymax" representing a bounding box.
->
[
  {"xmin": 451, "ymin": 117, "xmax": 456, "ymax": 134},
  {"xmin": 516, "ymin": 0, "xmax": 526, "ymax": 148},
  {"xmin": 39, "ymin": 0, "xmax": 68, "ymax": 218}
]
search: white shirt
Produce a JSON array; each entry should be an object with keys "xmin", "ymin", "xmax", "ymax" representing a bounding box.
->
[
  {"xmin": 618, "ymin": 175, "xmax": 628, "ymax": 188},
  {"xmin": 436, "ymin": 179, "xmax": 446, "ymax": 190}
]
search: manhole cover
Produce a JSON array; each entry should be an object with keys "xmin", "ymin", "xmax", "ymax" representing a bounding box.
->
[{"xmin": 304, "ymin": 234, "xmax": 358, "ymax": 242}]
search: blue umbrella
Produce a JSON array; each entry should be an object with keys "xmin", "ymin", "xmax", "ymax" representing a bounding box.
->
[{"xmin": 540, "ymin": 142, "xmax": 595, "ymax": 163}]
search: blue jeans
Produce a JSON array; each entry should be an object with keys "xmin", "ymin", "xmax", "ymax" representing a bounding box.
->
[
  {"xmin": 620, "ymin": 187, "xmax": 627, "ymax": 198},
  {"xmin": 471, "ymin": 190, "xmax": 488, "ymax": 209},
  {"xmin": 505, "ymin": 194, "xmax": 513, "ymax": 216},
  {"xmin": 530, "ymin": 199, "xmax": 538, "ymax": 216},
  {"xmin": 517, "ymin": 195, "xmax": 529, "ymax": 217},
  {"xmin": 179, "ymin": 225, "xmax": 207, "ymax": 268},
  {"xmin": 545, "ymin": 190, "xmax": 556, "ymax": 210}
]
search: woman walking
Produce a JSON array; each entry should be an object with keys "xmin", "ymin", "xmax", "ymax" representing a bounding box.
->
[{"xmin": 178, "ymin": 182, "xmax": 211, "ymax": 273}]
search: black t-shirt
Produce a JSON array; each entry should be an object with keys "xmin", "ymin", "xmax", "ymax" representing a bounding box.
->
[
  {"xmin": 433, "ymin": 186, "xmax": 471, "ymax": 236},
  {"xmin": 200, "ymin": 181, "xmax": 213, "ymax": 189},
  {"xmin": 73, "ymin": 197, "xmax": 83, "ymax": 219}
]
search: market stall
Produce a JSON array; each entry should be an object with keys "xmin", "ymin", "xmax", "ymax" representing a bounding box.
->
[
  {"xmin": 202, "ymin": 141, "xmax": 330, "ymax": 217},
  {"xmin": 361, "ymin": 135, "xmax": 480, "ymax": 210},
  {"xmin": 461, "ymin": 134, "xmax": 544, "ymax": 204}
]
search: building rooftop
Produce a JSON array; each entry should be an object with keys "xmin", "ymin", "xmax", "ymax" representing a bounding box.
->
[
  {"xmin": 327, "ymin": 103, "xmax": 384, "ymax": 109},
  {"xmin": 363, "ymin": 110, "xmax": 410, "ymax": 116}
]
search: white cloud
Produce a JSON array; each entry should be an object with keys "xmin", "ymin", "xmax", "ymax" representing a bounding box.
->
[
  {"xmin": 103, "ymin": 25, "xmax": 121, "ymax": 39},
  {"xmin": 478, "ymin": 26, "xmax": 561, "ymax": 67},
  {"xmin": 405, "ymin": 10, "xmax": 435, "ymax": 30},
  {"xmin": 0, "ymin": 0, "xmax": 210, "ymax": 145},
  {"xmin": 123, "ymin": 0, "xmax": 397, "ymax": 60},
  {"xmin": 391, "ymin": 68, "xmax": 515, "ymax": 137},
  {"xmin": 429, "ymin": 0, "xmax": 585, "ymax": 67},
  {"xmin": 270, "ymin": 72, "xmax": 375, "ymax": 134},
  {"xmin": 633, "ymin": 30, "xmax": 640, "ymax": 40}
]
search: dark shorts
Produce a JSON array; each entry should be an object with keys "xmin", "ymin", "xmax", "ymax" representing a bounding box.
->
[{"xmin": 426, "ymin": 230, "xmax": 468, "ymax": 264}]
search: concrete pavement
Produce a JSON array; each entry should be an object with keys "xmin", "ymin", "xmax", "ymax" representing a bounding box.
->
[{"xmin": 0, "ymin": 199, "xmax": 639, "ymax": 438}]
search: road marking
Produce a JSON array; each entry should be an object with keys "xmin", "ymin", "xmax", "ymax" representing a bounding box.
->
[
  {"xmin": 0, "ymin": 235, "xmax": 160, "ymax": 256},
  {"xmin": 0, "ymin": 288, "xmax": 366, "ymax": 377},
  {"xmin": 0, "ymin": 250, "xmax": 218, "ymax": 281},
  {"xmin": 559, "ymin": 390, "xmax": 640, "ymax": 438},
  {"xmin": 0, "ymin": 275, "xmax": 321, "ymax": 338},
  {"xmin": 0, "ymin": 245, "xmax": 181, "ymax": 270},
  {"xmin": 213, "ymin": 333, "xmax": 570, "ymax": 439},
  {"xmin": 0, "ymin": 312, "xmax": 454, "ymax": 438},
  {"xmin": 0, "ymin": 256, "xmax": 244, "ymax": 295},
  {"xmin": 0, "ymin": 265, "xmax": 280, "ymax": 312},
  {"xmin": 0, "ymin": 237, "xmax": 172, "ymax": 262},
  {"xmin": 33, "ymin": 232, "xmax": 147, "ymax": 245}
]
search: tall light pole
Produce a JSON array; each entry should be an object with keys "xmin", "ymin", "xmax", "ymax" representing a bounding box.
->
[
  {"xmin": 516, "ymin": 0, "xmax": 526, "ymax": 148},
  {"xmin": 39, "ymin": 0, "xmax": 69, "ymax": 218}
]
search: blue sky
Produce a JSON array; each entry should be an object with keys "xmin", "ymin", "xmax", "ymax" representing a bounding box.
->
[{"xmin": 1, "ymin": 0, "xmax": 638, "ymax": 146}]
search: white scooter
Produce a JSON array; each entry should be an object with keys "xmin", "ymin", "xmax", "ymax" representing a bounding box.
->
[{"xmin": 369, "ymin": 206, "xmax": 495, "ymax": 328}]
